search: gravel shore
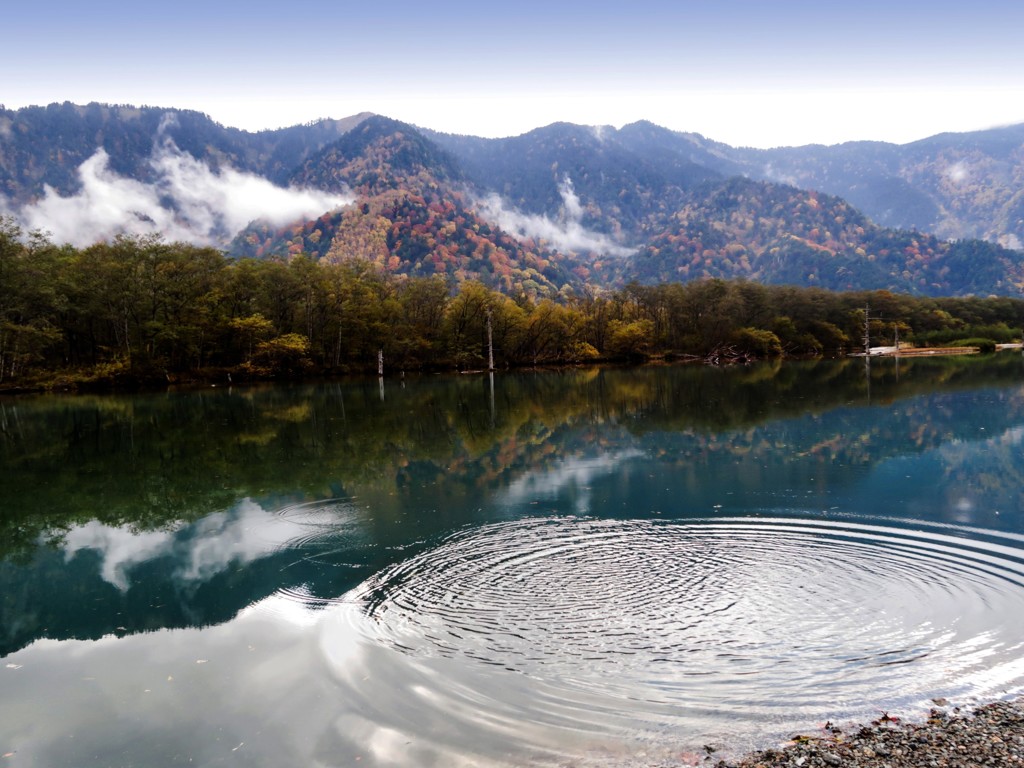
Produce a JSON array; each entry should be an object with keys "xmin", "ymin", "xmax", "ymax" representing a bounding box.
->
[{"xmin": 713, "ymin": 699, "xmax": 1024, "ymax": 767}]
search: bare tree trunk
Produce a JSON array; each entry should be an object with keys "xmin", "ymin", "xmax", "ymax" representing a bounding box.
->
[{"xmin": 486, "ymin": 309, "xmax": 494, "ymax": 371}]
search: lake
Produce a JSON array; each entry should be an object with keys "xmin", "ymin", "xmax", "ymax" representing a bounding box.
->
[{"xmin": 3, "ymin": 355, "xmax": 1024, "ymax": 767}]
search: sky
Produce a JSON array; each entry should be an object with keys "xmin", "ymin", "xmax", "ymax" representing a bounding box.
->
[{"xmin": 4, "ymin": 0, "xmax": 1024, "ymax": 148}]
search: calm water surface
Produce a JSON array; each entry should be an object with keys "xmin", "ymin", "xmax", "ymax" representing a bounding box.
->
[{"xmin": 3, "ymin": 356, "xmax": 1024, "ymax": 766}]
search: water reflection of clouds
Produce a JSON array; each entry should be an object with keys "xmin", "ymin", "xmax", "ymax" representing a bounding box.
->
[
  {"xmin": 858, "ymin": 421, "xmax": 1024, "ymax": 529},
  {"xmin": 0, "ymin": 597, "xmax": 339, "ymax": 768},
  {"xmin": 177, "ymin": 499, "xmax": 309, "ymax": 583},
  {"xmin": 995, "ymin": 424, "xmax": 1024, "ymax": 446},
  {"xmin": 1, "ymin": 595, "xmax": 576, "ymax": 768},
  {"xmin": 60, "ymin": 498, "xmax": 336, "ymax": 591},
  {"xmin": 497, "ymin": 450, "xmax": 644, "ymax": 514},
  {"xmin": 63, "ymin": 523, "xmax": 179, "ymax": 591},
  {"xmin": 939, "ymin": 423, "xmax": 1024, "ymax": 524}
]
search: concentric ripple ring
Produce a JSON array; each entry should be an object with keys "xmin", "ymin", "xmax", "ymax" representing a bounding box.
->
[{"xmin": 347, "ymin": 516, "xmax": 1024, "ymax": 722}]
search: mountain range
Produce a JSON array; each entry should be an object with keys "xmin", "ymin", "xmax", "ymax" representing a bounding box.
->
[{"xmin": 2, "ymin": 101, "xmax": 1023, "ymax": 298}]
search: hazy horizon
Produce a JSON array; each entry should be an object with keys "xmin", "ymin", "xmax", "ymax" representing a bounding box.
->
[{"xmin": 4, "ymin": 0, "xmax": 1023, "ymax": 150}]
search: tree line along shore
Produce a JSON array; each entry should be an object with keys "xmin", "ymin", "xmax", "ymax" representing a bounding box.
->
[{"xmin": 3, "ymin": 222, "xmax": 1024, "ymax": 392}]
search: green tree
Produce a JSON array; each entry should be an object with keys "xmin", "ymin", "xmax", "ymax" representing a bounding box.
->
[
  {"xmin": 444, "ymin": 281, "xmax": 499, "ymax": 368},
  {"xmin": 0, "ymin": 219, "xmax": 66, "ymax": 381},
  {"xmin": 248, "ymin": 333, "xmax": 314, "ymax": 376},
  {"xmin": 729, "ymin": 327, "xmax": 783, "ymax": 357},
  {"xmin": 606, "ymin": 318, "xmax": 655, "ymax": 359},
  {"xmin": 229, "ymin": 314, "xmax": 275, "ymax": 363},
  {"xmin": 394, "ymin": 276, "xmax": 450, "ymax": 366}
]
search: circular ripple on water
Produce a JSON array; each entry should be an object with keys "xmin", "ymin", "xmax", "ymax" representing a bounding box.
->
[
  {"xmin": 265, "ymin": 497, "xmax": 374, "ymax": 608},
  {"xmin": 350, "ymin": 516, "xmax": 1024, "ymax": 717}
]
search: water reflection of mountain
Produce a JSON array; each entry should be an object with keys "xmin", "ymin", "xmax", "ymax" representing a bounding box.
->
[{"xmin": 2, "ymin": 355, "xmax": 1024, "ymax": 656}]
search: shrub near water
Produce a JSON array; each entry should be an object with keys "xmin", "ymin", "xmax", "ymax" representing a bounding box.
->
[
  {"xmin": 949, "ymin": 338, "xmax": 998, "ymax": 353},
  {"xmin": 915, "ymin": 322, "xmax": 1018, "ymax": 347},
  {"xmin": 729, "ymin": 328, "xmax": 784, "ymax": 358}
]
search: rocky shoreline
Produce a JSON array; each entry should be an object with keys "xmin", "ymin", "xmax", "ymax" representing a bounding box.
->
[{"xmin": 710, "ymin": 699, "xmax": 1024, "ymax": 767}]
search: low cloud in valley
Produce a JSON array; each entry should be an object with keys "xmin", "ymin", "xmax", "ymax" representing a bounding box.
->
[
  {"xmin": 476, "ymin": 175, "xmax": 635, "ymax": 258},
  {"xmin": 3, "ymin": 134, "xmax": 351, "ymax": 247}
]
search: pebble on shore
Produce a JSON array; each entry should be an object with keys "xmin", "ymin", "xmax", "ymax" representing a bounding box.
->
[{"xmin": 713, "ymin": 699, "xmax": 1024, "ymax": 768}]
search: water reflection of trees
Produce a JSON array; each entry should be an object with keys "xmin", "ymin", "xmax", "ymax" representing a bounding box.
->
[{"xmin": 2, "ymin": 355, "xmax": 1024, "ymax": 560}]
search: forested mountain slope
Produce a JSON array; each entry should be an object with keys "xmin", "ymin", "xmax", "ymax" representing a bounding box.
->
[
  {"xmin": 0, "ymin": 101, "xmax": 370, "ymax": 201},
  {"xmin": 235, "ymin": 116, "xmax": 578, "ymax": 296},
  {"xmin": 729, "ymin": 123, "xmax": 1024, "ymax": 249},
  {"xmin": 617, "ymin": 177, "xmax": 1022, "ymax": 296},
  {"xmin": 3, "ymin": 102, "xmax": 1024, "ymax": 298}
]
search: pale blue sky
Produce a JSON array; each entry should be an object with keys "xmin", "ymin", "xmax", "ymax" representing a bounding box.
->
[{"xmin": 5, "ymin": 0, "xmax": 1023, "ymax": 147}]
